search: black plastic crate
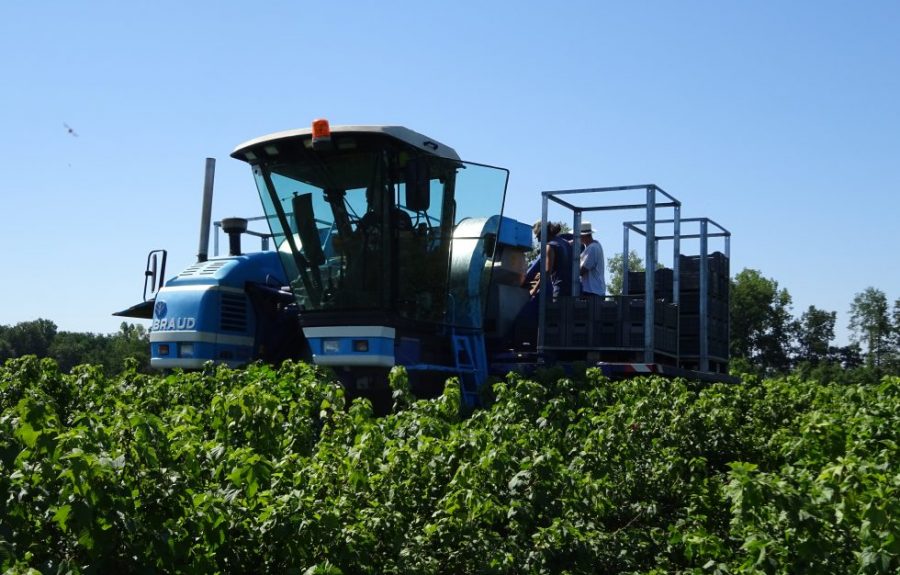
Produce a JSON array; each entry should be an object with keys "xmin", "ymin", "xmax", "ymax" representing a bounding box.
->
[
  {"xmin": 625, "ymin": 323, "xmax": 645, "ymax": 348},
  {"xmin": 656, "ymin": 326, "xmax": 677, "ymax": 354},
  {"xmin": 593, "ymin": 322, "xmax": 620, "ymax": 347},
  {"xmin": 544, "ymin": 300, "xmax": 568, "ymax": 347},
  {"xmin": 627, "ymin": 271, "xmax": 645, "ymax": 295},
  {"xmin": 625, "ymin": 298, "xmax": 645, "ymax": 322},
  {"xmin": 654, "ymin": 268, "xmax": 674, "ymax": 300},
  {"xmin": 627, "ymin": 269, "xmax": 674, "ymax": 300},
  {"xmin": 568, "ymin": 297, "xmax": 592, "ymax": 321},
  {"xmin": 625, "ymin": 323, "xmax": 676, "ymax": 353},
  {"xmin": 681, "ymin": 338, "xmax": 699, "ymax": 356},
  {"xmin": 593, "ymin": 299, "xmax": 620, "ymax": 321},
  {"xmin": 680, "ymin": 252, "xmax": 729, "ymax": 274},
  {"xmin": 680, "ymin": 296, "xmax": 724, "ymax": 316},
  {"xmin": 567, "ymin": 298, "xmax": 592, "ymax": 347},
  {"xmin": 623, "ymin": 299, "xmax": 677, "ymax": 328},
  {"xmin": 661, "ymin": 302, "xmax": 678, "ymax": 327}
]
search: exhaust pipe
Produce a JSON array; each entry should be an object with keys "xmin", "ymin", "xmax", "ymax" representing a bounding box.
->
[{"xmin": 197, "ymin": 158, "xmax": 216, "ymax": 263}]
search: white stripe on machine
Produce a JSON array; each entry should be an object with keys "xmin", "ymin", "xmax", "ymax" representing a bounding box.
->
[
  {"xmin": 311, "ymin": 354, "xmax": 395, "ymax": 368},
  {"xmin": 303, "ymin": 326, "xmax": 396, "ymax": 339},
  {"xmin": 150, "ymin": 330, "xmax": 255, "ymax": 347}
]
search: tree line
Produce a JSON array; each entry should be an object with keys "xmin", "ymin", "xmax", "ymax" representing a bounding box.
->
[
  {"xmin": 728, "ymin": 270, "xmax": 899, "ymax": 379},
  {"xmin": 0, "ymin": 320, "xmax": 149, "ymax": 375}
]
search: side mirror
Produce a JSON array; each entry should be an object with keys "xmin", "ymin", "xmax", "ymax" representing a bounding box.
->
[
  {"xmin": 292, "ymin": 193, "xmax": 325, "ymax": 266},
  {"xmin": 144, "ymin": 249, "xmax": 167, "ymax": 300},
  {"xmin": 404, "ymin": 158, "xmax": 431, "ymax": 212}
]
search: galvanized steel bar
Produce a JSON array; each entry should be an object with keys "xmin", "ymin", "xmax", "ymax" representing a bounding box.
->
[
  {"xmin": 673, "ymin": 205, "xmax": 681, "ymax": 307},
  {"xmin": 625, "ymin": 223, "xmax": 647, "ymax": 235},
  {"xmin": 653, "ymin": 233, "xmax": 729, "ymax": 240},
  {"xmin": 699, "ymin": 219, "xmax": 709, "ymax": 371},
  {"xmin": 673, "ymin": 204, "xmax": 681, "ymax": 361},
  {"xmin": 543, "ymin": 184, "xmax": 656, "ymax": 195},
  {"xmin": 644, "ymin": 186, "xmax": 656, "ymax": 362},
  {"xmin": 581, "ymin": 202, "xmax": 678, "ymax": 212},
  {"xmin": 622, "ymin": 224, "xmax": 630, "ymax": 298},
  {"xmin": 537, "ymin": 194, "xmax": 549, "ymax": 351},
  {"xmin": 546, "ymin": 195, "xmax": 579, "ymax": 211},
  {"xmin": 572, "ymin": 211, "xmax": 582, "ymax": 296}
]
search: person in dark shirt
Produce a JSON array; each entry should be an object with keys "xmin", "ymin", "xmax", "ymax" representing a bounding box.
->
[{"xmin": 528, "ymin": 221, "xmax": 574, "ymax": 299}]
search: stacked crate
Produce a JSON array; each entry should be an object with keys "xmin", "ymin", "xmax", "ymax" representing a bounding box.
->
[
  {"xmin": 592, "ymin": 299, "xmax": 621, "ymax": 347},
  {"xmin": 626, "ymin": 253, "xmax": 729, "ymax": 367},
  {"xmin": 568, "ymin": 298, "xmax": 592, "ymax": 348},
  {"xmin": 546, "ymin": 297, "xmax": 619, "ymax": 348},
  {"xmin": 621, "ymin": 297, "xmax": 678, "ymax": 356},
  {"xmin": 678, "ymin": 252, "xmax": 730, "ymax": 367},
  {"xmin": 543, "ymin": 299, "xmax": 568, "ymax": 347},
  {"xmin": 626, "ymin": 269, "xmax": 677, "ymax": 357},
  {"xmin": 542, "ymin": 288, "xmax": 683, "ymax": 357}
]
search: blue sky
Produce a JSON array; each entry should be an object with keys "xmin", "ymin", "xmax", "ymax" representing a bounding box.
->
[{"xmin": 1, "ymin": 1, "xmax": 897, "ymax": 345}]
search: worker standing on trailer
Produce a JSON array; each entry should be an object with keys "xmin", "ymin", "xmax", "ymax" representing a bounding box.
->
[
  {"xmin": 579, "ymin": 221, "xmax": 606, "ymax": 297},
  {"xmin": 529, "ymin": 221, "xmax": 573, "ymax": 299}
]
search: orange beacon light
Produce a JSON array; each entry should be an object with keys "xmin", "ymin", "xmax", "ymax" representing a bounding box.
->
[{"xmin": 311, "ymin": 118, "xmax": 331, "ymax": 145}]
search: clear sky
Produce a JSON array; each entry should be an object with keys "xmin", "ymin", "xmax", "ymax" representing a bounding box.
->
[{"xmin": 1, "ymin": 1, "xmax": 898, "ymax": 345}]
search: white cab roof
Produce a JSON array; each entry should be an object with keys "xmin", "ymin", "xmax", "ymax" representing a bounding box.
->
[{"xmin": 231, "ymin": 125, "xmax": 461, "ymax": 161}]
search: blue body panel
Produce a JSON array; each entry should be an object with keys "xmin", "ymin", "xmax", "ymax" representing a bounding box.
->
[
  {"xmin": 308, "ymin": 335, "xmax": 396, "ymax": 367},
  {"xmin": 497, "ymin": 217, "xmax": 533, "ymax": 250},
  {"xmin": 149, "ymin": 252, "xmax": 288, "ymax": 368}
]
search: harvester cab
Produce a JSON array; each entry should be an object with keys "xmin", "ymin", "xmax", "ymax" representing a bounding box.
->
[{"xmin": 230, "ymin": 120, "xmax": 533, "ymax": 408}]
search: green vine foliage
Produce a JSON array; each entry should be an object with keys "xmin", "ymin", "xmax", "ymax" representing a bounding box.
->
[{"xmin": 0, "ymin": 355, "xmax": 897, "ymax": 574}]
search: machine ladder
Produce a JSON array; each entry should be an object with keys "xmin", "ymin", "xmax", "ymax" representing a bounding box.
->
[{"xmin": 452, "ymin": 332, "xmax": 488, "ymax": 407}]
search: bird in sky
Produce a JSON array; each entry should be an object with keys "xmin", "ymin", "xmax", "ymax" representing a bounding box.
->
[{"xmin": 64, "ymin": 122, "xmax": 79, "ymax": 137}]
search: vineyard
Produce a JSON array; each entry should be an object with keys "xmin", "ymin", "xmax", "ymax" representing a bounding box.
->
[{"xmin": 1, "ymin": 357, "xmax": 898, "ymax": 574}]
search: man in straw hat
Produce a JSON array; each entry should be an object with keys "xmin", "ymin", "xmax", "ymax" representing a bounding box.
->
[{"xmin": 579, "ymin": 221, "xmax": 606, "ymax": 297}]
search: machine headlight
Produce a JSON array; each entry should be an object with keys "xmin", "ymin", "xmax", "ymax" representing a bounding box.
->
[
  {"xmin": 180, "ymin": 343, "xmax": 194, "ymax": 357},
  {"xmin": 323, "ymin": 339, "xmax": 341, "ymax": 353}
]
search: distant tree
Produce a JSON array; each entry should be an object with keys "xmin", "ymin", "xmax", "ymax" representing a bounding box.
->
[
  {"xmin": 894, "ymin": 297, "xmax": 900, "ymax": 339},
  {"xmin": 0, "ymin": 318, "xmax": 150, "ymax": 375},
  {"xmin": 0, "ymin": 336, "xmax": 12, "ymax": 364},
  {"xmin": 730, "ymin": 269, "xmax": 793, "ymax": 374},
  {"xmin": 49, "ymin": 331, "xmax": 109, "ymax": 373},
  {"xmin": 848, "ymin": 287, "xmax": 892, "ymax": 368},
  {"xmin": 888, "ymin": 297, "xmax": 900, "ymax": 373},
  {"xmin": 893, "ymin": 297, "xmax": 900, "ymax": 333},
  {"xmin": 106, "ymin": 322, "xmax": 150, "ymax": 373},
  {"xmin": 5, "ymin": 319, "xmax": 58, "ymax": 357},
  {"xmin": 794, "ymin": 305, "xmax": 836, "ymax": 365},
  {"xmin": 606, "ymin": 250, "xmax": 645, "ymax": 296},
  {"xmin": 831, "ymin": 342, "xmax": 865, "ymax": 370},
  {"xmin": 0, "ymin": 324, "xmax": 11, "ymax": 363}
]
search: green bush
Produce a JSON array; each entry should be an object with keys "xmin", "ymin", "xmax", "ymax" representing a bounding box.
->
[{"xmin": 1, "ymin": 356, "xmax": 897, "ymax": 574}]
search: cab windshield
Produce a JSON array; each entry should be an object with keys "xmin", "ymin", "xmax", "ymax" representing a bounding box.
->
[{"xmin": 249, "ymin": 134, "xmax": 508, "ymax": 327}]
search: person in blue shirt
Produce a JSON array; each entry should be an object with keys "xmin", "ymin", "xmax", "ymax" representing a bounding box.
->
[{"xmin": 528, "ymin": 221, "xmax": 574, "ymax": 299}]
